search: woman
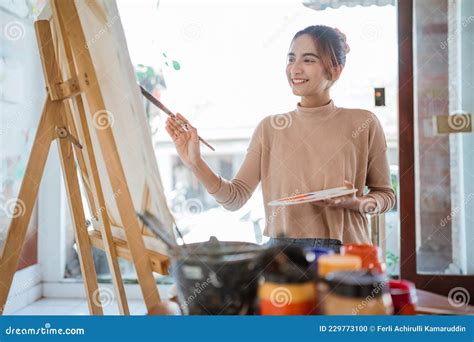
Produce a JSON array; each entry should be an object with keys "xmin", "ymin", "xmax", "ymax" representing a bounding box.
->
[{"xmin": 165, "ymin": 25, "xmax": 395, "ymax": 252}]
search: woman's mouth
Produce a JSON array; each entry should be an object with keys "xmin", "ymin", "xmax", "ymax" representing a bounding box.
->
[{"xmin": 292, "ymin": 79, "xmax": 308, "ymax": 86}]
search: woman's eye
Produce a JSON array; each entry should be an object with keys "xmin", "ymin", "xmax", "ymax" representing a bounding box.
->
[
  {"xmin": 288, "ymin": 58, "xmax": 295, "ymax": 63},
  {"xmin": 304, "ymin": 59, "xmax": 315, "ymax": 63}
]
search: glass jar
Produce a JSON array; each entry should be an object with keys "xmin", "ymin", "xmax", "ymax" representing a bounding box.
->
[
  {"xmin": 320, "ymin": 270, "xmax": 393, "ymax": 315},
  {"xmin": 259, "ymin": 245, "xmax": 316, "ymax": 315}
]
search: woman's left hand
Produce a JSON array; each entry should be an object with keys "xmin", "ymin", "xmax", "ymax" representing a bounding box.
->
[{"xmin": 312, "ymin": 180, "xmax": 360, "ymax": 211}]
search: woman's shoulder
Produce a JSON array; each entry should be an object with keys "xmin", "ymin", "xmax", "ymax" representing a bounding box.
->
[
  {"xmin": 255, "ymin": 111, "xmax": 295, "ymax": 131},
  {"xmin": 337, "ymin": 106, "xmax": 381, "ymax": 127}
]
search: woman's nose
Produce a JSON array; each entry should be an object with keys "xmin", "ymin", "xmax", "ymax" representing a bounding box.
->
[{"xmin": 289, "ymin": 61, "xmax": 303, "ymax": 75}]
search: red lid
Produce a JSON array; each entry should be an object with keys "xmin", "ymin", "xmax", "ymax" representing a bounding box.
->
[
  {"xmin": 389, "ymin": 280, "xmax": 417, "ymax": 306},
  {"xmin": 341, "ymin": 244, "xmax": 383, "ymax": 273}
]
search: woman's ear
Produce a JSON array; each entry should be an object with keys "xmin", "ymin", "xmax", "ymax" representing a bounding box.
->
[
  {"xmin": 331, "ymin": 64, "xmax": 344, "ymax": 82},
  {"xmin": 325, "ymin": 65, "xmax": 344, "ymax": 90}
]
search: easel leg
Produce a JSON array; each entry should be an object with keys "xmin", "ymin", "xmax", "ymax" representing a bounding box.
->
[
  {"xmin": 36, "ymin": 18, "xmax": 129, "ymax": 315},
  {"xmin": 0, "ymin": 99, "xmax": 58, "ymax": 315},
  {"xmin": 55, "ymin": 104, "xmax": 103, "ymax": 315},
  {"xmin": 54, "ymin": 0, "xmax": 162, "ymax": 313}
]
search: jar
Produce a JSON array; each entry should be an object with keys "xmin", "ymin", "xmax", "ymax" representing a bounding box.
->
[
  {"xmin": 388, "ymin": 280, "xmax": 417, "ymax": 315},
  {"xmin": 341, "ymin": 244, "xmax": 385, "ymax": 274},
  {"xmin": 306, "ymin": 247, "xmax": 334, "ymax": 275},
  {"xmin": 259, "ymin": 245, "xmax": 316, "ymax": 315},
  {"xmin": 317, "ymin": 254, "xmax": 362, "ymax": 278},
  {"xmin": 321, "ymin": 270, "xmax": 393, "ymax": 315}
]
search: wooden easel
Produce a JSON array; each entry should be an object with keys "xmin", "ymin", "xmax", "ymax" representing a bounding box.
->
[{"xmin": 0, "ymin": 0, "xmax": 168, "ymax": 315}]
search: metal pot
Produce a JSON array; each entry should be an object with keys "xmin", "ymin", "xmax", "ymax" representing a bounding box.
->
[{"xmin": 171, "ymin": 236, "xmax": 267, "ymax": 315}]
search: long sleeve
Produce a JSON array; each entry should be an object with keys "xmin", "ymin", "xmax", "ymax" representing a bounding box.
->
[
  {"xmin": 207, "ymin": 119, "xmax": 264, "ymax": 211},
  {"xmin": 365, "ymin": 114, "xmax": 396, "ymax": 214}
]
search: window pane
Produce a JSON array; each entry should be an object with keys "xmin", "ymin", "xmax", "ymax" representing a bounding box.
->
[{"xmin": 413, "ymin": 0, "xmax": 474, "ymax": 275}]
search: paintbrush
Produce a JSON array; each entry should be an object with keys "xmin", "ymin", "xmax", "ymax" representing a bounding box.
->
[{"xmin": 138, "ymin": 84, "xmax": 215, "ymax": 151}]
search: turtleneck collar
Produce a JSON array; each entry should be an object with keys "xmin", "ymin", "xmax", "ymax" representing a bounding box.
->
[{"xmin": 295, "ymin": 99, "xmax": 339, "ymax": 119}]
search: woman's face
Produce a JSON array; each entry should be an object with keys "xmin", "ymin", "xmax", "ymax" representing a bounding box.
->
[{"xmin": 286, "ymin": 34, "xmax": 332, "ymax": 97}]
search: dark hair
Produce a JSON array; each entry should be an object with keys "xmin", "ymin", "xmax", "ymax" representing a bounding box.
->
[{"xmin": 292, "ymin": 25, "xmax": 347, "ymax": 82}]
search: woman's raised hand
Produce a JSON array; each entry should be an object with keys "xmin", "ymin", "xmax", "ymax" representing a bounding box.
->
[{"xmin": 165, "ymin": 113, "xmax": 202, "ymax": 168}]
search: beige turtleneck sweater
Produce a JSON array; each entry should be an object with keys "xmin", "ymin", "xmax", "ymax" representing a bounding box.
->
[{"xmin": 208, "ymin": 100, "xmax": 395, "ymax": 244}]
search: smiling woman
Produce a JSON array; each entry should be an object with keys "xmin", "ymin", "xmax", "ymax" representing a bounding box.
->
[{"xmin": 165, "ymin": 25, "xmax": 395, "ymax": 252}]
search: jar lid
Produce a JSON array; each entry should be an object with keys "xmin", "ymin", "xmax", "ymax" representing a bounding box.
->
[
  {"xmin": 262, "ymin": 245, "xmax": 314, "ymax": 283},
  {"xmin": 325, "ymin": 270, "xmax": 388, "ymax": 298},
  {"xmin": 318, "ymin": 255, "xmax": 362, "ymax": 277},
  {"xmin": 305, "ymin": 247, "xmax": 334, "ymax": 263}
]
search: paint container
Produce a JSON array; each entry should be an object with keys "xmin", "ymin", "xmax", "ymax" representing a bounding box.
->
[
  {"xmin": 321, "ymin": 270, "xmax": 393, "ymax": 315},
  {"xmin": 388, "ymin": 280, "xmax": 417, "ymax": 315},
  {"xmin": 317, "ymin": 254, "xmax": 362, "ymax": 278},
  {"xmin": 171, "ymin": 237, "xmax": 267, "ymax": 315},
  {"xmin": 305, "ymin": 247, "xmax": 334, "ymax": 315},
  {"xmin": 306, "ymin": 247, "xmax": 334, "ymax": 275},
  {"xmin": 341, "ymin": 244, "xmax": 385, "ymax": 274},
  {"xmin": 258, "ymin": 245, "xmax": 317, "ymax": 315}
]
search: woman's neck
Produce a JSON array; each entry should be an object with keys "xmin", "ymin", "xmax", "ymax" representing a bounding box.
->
[{"xmin": 300, "ymin": 92, "xmax": 331, "ymax": 108}]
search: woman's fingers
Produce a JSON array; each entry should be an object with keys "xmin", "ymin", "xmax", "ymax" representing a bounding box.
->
[
  {"xmin": 176, "ymin": 113, "xmax": 192, "ymax": 130},
  {"xmin": 343, "ymin": 180, "xmax": 354, "ymax": 189},
  {"xmin": 167, "ymin": 117, "xmax": 186, "ymax": 133},
  {"xmin": 165, "ymin": 124, "xmax": 173, "ymax": 136},
  {"xmin": 165, "ymin": 125, "xmax": 180, "ymax": 141},
  {"xmin": 312, "ymin": 198, "xmax": 343, "ymax": 207},
  {"xmin": 176, "ymin": 113, "xmax": 189, "ymax": 124},
  {"xmin": 166, "ymin": 121, "xmax": 188, "ymax": 141}
]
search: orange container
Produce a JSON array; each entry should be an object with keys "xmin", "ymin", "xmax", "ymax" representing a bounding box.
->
[
  {"xmin": 317, "ymin": 254, "xmax": 362, "ymax": 278},
  {"xmin": 259, "ymin": 282, "xmax": 316, "ymax": 315},
  {"xmin": 341, "ymin": 244, "xmax": 385, "ymax": 274}
]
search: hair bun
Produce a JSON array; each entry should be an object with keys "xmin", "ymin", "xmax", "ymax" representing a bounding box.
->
[{"xmin": 334, "ymin": 27, "xmax": 350, "ymax": 54}]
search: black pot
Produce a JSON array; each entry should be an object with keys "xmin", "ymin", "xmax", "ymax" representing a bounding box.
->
[{"xmin": 171, "ymin": 237, "xmax": 267, "ymax": 315}]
